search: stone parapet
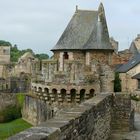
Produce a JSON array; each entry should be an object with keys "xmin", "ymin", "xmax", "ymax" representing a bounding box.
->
[{"xmin": 9, "ymin": 93, "xmax": 134, "ymax": 140}]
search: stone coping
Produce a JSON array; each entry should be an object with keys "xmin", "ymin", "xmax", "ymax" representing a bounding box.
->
[{"xmin": 9, "ymin": 93, "xmax": 111, "ymax": 140}]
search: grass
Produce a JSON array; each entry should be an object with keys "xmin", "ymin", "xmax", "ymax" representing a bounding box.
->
[
  {"xmin": 16, "ymin": 93, "xmax": 25, "ymax": 107},
  {"xmin": 0, "ymin": 118, "xmax": 32, "ymax": 140}
]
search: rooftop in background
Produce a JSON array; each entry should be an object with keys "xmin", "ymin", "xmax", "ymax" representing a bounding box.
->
[
  {"xmin": 116, "ymin": 54, "xmax": 140, "ymax": 73},
  {"xmin": 52, "ymin": 3, "xmax": 113, "ymax": 51}
]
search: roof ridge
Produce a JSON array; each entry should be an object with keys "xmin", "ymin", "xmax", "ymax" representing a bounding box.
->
[{"xmin": 76, "ymin": 9, "xmax": 97, "ymax": 12}]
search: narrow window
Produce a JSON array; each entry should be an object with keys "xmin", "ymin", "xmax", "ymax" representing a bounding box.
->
[{"xmin": 63, "ymin": 52, "xmax": 69, "ymax": 60}]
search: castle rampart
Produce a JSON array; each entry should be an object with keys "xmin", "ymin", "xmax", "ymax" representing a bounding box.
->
[{"xmin": 9, "ymin": 93, "xmax": 134, "ymax": 140}]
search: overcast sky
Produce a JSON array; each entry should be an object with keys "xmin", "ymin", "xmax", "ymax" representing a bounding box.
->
[{"xmin": 0, "ymin": 0, "xmax": 139, "ymax": 56}]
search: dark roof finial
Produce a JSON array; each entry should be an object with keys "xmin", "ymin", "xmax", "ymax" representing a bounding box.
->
[
  {"xmin": 76, "ymin": 5, "xmax": 78, "ymax": 12},
  {"xmin": 98, "ymin": 2, "xmax": 104, "ymax": 11}
]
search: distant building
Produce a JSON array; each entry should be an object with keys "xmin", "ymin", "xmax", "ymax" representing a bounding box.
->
[
  {"xmin": 110, "ymin": 37, "xmax": 133, "ymax": 66},
  {"xmin": 0, "ymin": 46, "xmax": 10, "ymax": 92},
  {"xmin": 0, "ymin": 46, "xmax": 10, "ymax": 64},
  {"xmin": 14, "ymin": 52, "xmax": 39, "ymax": 76},
  {"xmin": 129, "ymin": 34, "xmax": 140, "ymax": 55},
  {"xmin": 116, "ymin": 54, "xmax": 140, "ymax": 92}
]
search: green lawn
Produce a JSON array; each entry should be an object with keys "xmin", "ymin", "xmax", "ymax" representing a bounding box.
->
[{"xmin": 0, "ymin": 118, "xmax": 32, "ymax": 140}]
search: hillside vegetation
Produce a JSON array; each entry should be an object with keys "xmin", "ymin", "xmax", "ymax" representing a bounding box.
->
[{"xmin": 0, "ymin": 40, "xmax": 49, "ymax": 62}]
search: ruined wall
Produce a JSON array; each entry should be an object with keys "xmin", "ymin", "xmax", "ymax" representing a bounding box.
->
[
  {"xmin": 0, "ymin": 46, "xmax": 10, "ymax": 64},
  {"xmin": 112, "ymin": 50, "xmax": 132, "ymax": 65},
  {"xmin": 22, "ymin": 95, "xmax": 53, "ymax": 125},
  {"xmin": 110, "ymin": 37, "xmax": 118, "ymax": 54},
  {"xmin": 100, "ymin": 64, "xmax": 114, "ymax": 92},
  {"xmin": 0, "ymin": 93, "xmax": 16, "ymax": 111},
  {"xmin": 42, "ymin": 60, "xmax": 57, "ymax": 82},
  {"xmin": 9, "ymin": 93, "xmax": 134, "ymax": 140}
]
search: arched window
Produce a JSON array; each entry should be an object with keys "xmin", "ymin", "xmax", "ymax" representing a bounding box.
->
[
  {"xmin": 63, "ymin": 52, "xmax": 69, "ymax": 60},
  {"xmin": 89, "ymin": 89, "xmax": 95, "ymax": 98},
  {"xmin": 45, "ymin": 88, "xmax": 50, "ymax": 101},
  {"xmin": 52, "ymin": 89, "xmax": 57, "ymax": 101},
  {"xmin": 6, "ymin": 84, "xmax": 8, "ymax": 89},
  {"xmin": 38, "ymin": 87, "xmax": 42, "ymax": 93},
  {"xmin": 44, "ymin": 88, "xmax": 49, "ymax": 93},
  {"xmin": 70, "ymin": 89, "xmax": 76, "ymax": 102},
  {"xmin": 80, "ymin": 89, "xmax": 85, "ymax": 102},
  {"xmin": 61, "ymin": 89, "xmax": 66, "ymax": 102}
]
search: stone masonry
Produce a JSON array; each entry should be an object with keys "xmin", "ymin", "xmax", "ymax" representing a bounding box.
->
[{"xmin": 9, "ymin": 93, "xmax": 134, "ymax": 140}]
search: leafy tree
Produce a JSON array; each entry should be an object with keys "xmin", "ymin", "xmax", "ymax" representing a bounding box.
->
[
  {"xmin": 10, "ymin": 45, "xmax": 22, "ymax": 62},
  {"xmin": 114, "ymin": 72, "xmax": 121, "ymax": 92},
  {"xmin": 10, "ymin": 45, "xmax": 35, "ymax": 62},
  {"xmin": 21, "ymin": 49, "xmax": 34, "ymax": 55},
  {"xmin": 0, "ymin": 40, "xmax": 12, "ymax": 46},
  {"xmin": 0, "ymin": 40, "xmax": 49, "ymax": 62},
  {"xmin": 35, "ymin": 53, "xmax": 49, "ymax": 60}
]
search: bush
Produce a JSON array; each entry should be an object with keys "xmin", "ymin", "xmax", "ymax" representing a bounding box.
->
[
  {"xmin": 130, "ymin": 94, "xmax": 140, "ymax": 101},
  {"xmin": 114, "ymin": 72, "xmax": 121, "ymax": 92},
  {"xmin": 0, "ymin": 105, "xmax": 22, "ymax": 123},
  {"xmin": 0, "ymin": 94, "xmax": 25, "ymax": 123}
]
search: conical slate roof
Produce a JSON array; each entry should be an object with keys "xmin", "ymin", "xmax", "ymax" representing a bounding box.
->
[{"xmin": 52, "ymin": 3, "xmax": 113, "ymax": 51}]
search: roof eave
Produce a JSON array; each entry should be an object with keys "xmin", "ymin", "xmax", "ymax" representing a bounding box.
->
[{"xmin": 51, "ymin": 48, "xmax": 114, "ymax": 52}]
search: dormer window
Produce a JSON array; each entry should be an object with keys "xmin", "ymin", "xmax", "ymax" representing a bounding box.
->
[{"xmin": 63, "ymin": 52, "xmax": 69, "ymax": 59}]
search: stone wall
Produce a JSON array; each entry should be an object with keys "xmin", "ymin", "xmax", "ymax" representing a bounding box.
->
[
  {"xmin": 100, "ymin": 64, "xmax": 114, "ymax": 92},
  {"xmin": 112, "ymin": 51, "xmax": 132, "ymax": 65},
  {"xmin": 110, "ymin": 37, "xmax": 118, "ymax": 54},
  {"xmin": 9, "ymin": 93, "xmax": 134, "ymax": 140},
  {"xmin": 111, "ymin": 94, "xmax": 134, "ymax": 132},
  {"xmin": 132, "ymin": 100, "xmax": 140, "ymax": 113},
  {"xmin": 0, "ymin": 93, "xmax": 16, "ymax": 111},
  {"xmin": 0, "ymin": 46, "xmax": 10, "ymax": 64},
  {"xmin": 22, "ymin": 95, "xmax": 54, "ymax": 125},
  {"xmin": 90, "ymin": 50, "xmax": 112, "ymax": 65}
]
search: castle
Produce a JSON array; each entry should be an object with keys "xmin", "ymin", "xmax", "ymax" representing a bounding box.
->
[
  {"xmin": 7, "ymin": 3, "xmax": 135, "ymax": 140},
  {"xmin": 30, "ymin": 3, "xmax": 114, "ymax": 106}
]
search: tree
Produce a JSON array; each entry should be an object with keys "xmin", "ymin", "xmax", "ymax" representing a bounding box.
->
[
  {"xmin": 0, "ymin": 40, "xmax": 49, "ymax": 62},
  {"xmin": 35, "ymin": 53, "xmax": 49, "ymax": 60},
  {"xmin": 10, "ymin": 45, "xmax": 22, "ymax": 62},
  {"xmin": 0, "ymin": 40, "xmax": 12, "ymax": 46},
  {"xmin": 114, "ymin": 72, "xmax": 121, "ymax": 92}
]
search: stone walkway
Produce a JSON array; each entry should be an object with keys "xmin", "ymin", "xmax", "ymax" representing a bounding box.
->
[
  {"xmin": 111, "ymin": 113, "xmax": 140, "ymax": 140},
  {"xmin": 124, "ymin": 113, "xmax": 140, "ymax": 140}
]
